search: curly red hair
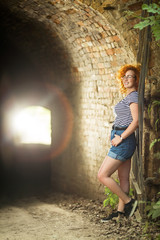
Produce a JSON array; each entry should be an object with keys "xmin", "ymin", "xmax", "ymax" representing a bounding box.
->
[{"xmin": 117, "ymin": 64, "xmax": 141, "ymax": 94}]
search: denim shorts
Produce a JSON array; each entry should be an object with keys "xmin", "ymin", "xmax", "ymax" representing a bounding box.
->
[{"xmin": 107, "ymin": 129, "xmax": 136, "ymax": 162}]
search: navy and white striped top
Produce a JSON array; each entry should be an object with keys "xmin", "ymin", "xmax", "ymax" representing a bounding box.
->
[{"xmin": 113, "ymin": 91, "xmax": 138, "ymax": 127}]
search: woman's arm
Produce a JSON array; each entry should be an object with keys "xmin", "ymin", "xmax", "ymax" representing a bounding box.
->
[{"xmin": 111, "ymin": 103, "xmax": 138, "ymax": 147}]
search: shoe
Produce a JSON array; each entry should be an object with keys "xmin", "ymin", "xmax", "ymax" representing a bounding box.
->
[
  {"xmin": 124, "ymin": 199, "xmax": 138, "ymax": 217},
  {"xmin": 101, "ymin": 211, "xmax": 124, "ymax": 222}
]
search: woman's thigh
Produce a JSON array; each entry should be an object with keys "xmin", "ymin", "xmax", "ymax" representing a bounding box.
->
[
  {"xmin": 118, "ymin": 159, "xmax": 131, "ymax": 180},
  {"xmin": 98, "ymin": 155, "xmax": 122, "ymax": 178}
]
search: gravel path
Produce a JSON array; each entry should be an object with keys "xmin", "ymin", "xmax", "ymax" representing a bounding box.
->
[{"xmin": 0, "ymin": 192, "xmax": 159, "ymax": 240}]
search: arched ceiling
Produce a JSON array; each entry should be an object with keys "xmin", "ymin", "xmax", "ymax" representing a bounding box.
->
[{"xmin": 0, "ymin": 0, "xmax": 137, "ymax": 90}]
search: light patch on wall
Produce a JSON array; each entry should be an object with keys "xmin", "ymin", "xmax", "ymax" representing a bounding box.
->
[{"xmin": 12, "ymin": 106, "xmax": 51, "ymax": 145}]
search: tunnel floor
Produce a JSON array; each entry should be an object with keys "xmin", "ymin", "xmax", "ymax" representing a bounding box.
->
[{"xmin": 0, "ymin": 191, "xmax": 158, "ymax": 240}]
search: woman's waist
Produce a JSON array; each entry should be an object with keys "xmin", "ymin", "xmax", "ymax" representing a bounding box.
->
[{"xmin": 112, "ymin": 125, "xmax": 128, "ymax": 130}]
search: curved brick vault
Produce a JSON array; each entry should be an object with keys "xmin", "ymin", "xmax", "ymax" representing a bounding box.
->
[{"xmin": 0, "ymin": 0, "xmax": 139, "ymax": 197}]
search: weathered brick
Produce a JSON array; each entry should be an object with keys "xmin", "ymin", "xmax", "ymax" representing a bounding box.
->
[{"xmin": 106, "ymin": 48, "xmax": 115, "ymax": 55}]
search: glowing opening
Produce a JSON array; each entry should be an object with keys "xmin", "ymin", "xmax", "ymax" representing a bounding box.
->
[{"xmin": 12, "ymin": 106, "xmax": 51, "ymax": 145}]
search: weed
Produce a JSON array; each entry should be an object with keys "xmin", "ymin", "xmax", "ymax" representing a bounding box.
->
[
  {"xmin": 146, "ymin": 192, "xmax": 160, "ymax": 220},
  {"xmin": 103, "ymin": 179, "xmax": 134, "ymax": 209}
]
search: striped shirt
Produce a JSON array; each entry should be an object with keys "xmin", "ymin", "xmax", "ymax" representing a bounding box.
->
[{"xmin": 113, "ymin": 91, "xmax": 138, "ymax": 127}]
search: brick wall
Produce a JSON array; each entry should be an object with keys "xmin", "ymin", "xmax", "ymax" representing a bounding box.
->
[{"xmin": 79, "ymin": 0, "xmax": 143, "ymax": 57}]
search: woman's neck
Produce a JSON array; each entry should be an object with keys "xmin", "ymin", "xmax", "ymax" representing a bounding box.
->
[{"xmin": 126, "ymin": 88, "xmax": 136, "ymax": 95}]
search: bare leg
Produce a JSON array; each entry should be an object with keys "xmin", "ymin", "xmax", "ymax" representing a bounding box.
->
[
  {"xmin": 98, "ymin": 156, "xmax": 131, "ymax": 204},
  {"xmin": 117, "ymin": 159, "xmax": 131, "ymax": 212}
]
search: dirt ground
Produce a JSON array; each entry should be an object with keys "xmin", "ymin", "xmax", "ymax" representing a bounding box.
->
[{"xmin": 0, "ymin": 191, "xmax": 159, "ymax": 240}]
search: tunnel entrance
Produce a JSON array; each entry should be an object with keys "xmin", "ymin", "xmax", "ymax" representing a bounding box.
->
[
  {"xmin": 0, "ymin": 3, "xmax": 74, "ymax": 197},
  {"xmin": 8, "ymin": 106, "xmax": 51, "ymax": 145}
]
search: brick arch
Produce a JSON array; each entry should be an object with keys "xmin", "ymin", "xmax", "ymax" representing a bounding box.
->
[
  {"xmin": 0, "ymin": 0, "xmax": 138, "ymax": 197},
  {"xmin": 79, "ymin": 0, "xmax": 141, "ymax": 57},
  {"xmin": 0, "ymin": 0, "xmax": 136, "ymax": 84}
]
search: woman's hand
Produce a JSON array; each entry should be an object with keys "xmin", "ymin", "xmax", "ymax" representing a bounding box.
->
[{"xmin": 111, "ymin": 134, "xmax": 122, "ymax": 147}]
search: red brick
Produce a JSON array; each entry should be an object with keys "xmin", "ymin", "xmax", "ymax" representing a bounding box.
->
[
  {"xmin": 106, "ymin": 48, "xmax": 115, "ymax": 55},
  {"xmin": 84, "ymin": 8, "xmax": 91, "ymax": 13},
  {"xmin": 86, "ymin": 47, "xmax": 93, "ymax": 53},
  {"xmin": 99, "ymin": 68, "xmax": 105, "ymax": 75},
  {"xmin": 112, "ymin": 35, "xmax": 120, "ymax": 42},
  {"xmin": 85, "ymin": 36, "xmax": 92, "ymax": 42},
  {"xmin": 76, "ymin": 38, "xmax": 83, "ymax": 44},
  {"xmin": 100, "ymin": 32, "xmax": 106, "ymax": 39},
  {"xmin": 72, "ymin": 67, "xmax": 79, "ymax": 73},
  {"xmin": 86, "ymin": 13, "xmax": 91, "ymax": 17},
  {"xmin": 102, "ymin": 25, "xmax": 110, "ymax": 31},
  {"xmin": 53, "ymin": 19, "xmax": 61, "ymax": 24},
  {"xmin": 115, "ymin": 48, "xmax": 122, "ymax": 54},
  {"xmin": 77, "ymin": 21, "xmax": 84, "ymax": 26},
  {"xmin": 111, "ymin": 60, "xmax": 117, "ymax": 67},
  {"xmin": 98, "ymin": 63, "xmax": 104, "ymax": 68},
  {"xmin": 97, "ymin": 22, "xmax": 103, "ymax": 27}
]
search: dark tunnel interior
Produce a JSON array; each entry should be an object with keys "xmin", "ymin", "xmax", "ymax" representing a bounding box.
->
[{"xmin": 0, "ymin": 3, "xmax": 74, "ymax": 198}]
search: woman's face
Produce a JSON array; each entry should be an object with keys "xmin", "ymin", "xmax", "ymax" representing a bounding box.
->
[{"xmin": 122, "ymin": 70, "xmax": 136, "ymax": 89}]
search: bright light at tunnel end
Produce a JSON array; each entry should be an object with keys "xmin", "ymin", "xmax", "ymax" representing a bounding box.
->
[{"xmin": 11, "ymin": 106, "xmax": 51, "ymax": 145}]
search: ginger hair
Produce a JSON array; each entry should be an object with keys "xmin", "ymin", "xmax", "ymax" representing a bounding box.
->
[{"xmin": 117, "ymin": 64, "xmax": 141, "ymax": 94}]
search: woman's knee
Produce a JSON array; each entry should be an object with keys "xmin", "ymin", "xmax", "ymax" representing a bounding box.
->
[
  {"xmin": 97, "ymin": 171, "xmax": 103, "ymax": 182},
  {"xmin": 97, "ymin": 170, "xmax": 104, "ymax": 183},
  {"xmin": 97, "ymin": 170, "xmax": 110, "ymax": 183}
]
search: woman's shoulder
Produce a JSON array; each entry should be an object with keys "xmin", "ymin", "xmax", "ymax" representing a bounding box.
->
[
  {"xmin": 128, "ymin": 91, "xmax": 138, "ymax": 96},
  {"xmin": 125, "ymin": 91, "xmax": 138, "ymax": 104},
  {"xmin": 126, "ymin": 91, "xmax": 138, "ymax": 98}
]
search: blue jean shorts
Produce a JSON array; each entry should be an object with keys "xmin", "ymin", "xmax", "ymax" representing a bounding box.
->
[{"xmin": 107, "ymin": 129, "xmax": 136, "ymax": 162}]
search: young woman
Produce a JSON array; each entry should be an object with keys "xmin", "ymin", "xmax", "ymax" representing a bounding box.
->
[{"xmin": 98, "ymin": 64, "xmax": 140, "ymax": 221}]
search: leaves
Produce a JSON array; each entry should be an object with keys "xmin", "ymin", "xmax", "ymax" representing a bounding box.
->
[
  {"xmin": 103, "ymin": 179, "xmax": 119, "ymax": 209},
  {"xmin": 133, "ymin": 3, "xmax": 160, "ymax": 41},
  {"xmin": 103, "ymin": 187, "xmax": 119, "ymax": 209},
  {"xmin": 134, "ymin": 19, "xmax": 151, "ymax": 30},
  {"xmin": 151, "ymin": 100, "xmax": 160, "ymax": 107},
  {"xmin": 147, "ymin": 200, "xmax": 160, "ymax": 219},
  {"xmin": 150, "ymin": 138, "xmax": 160, "ymax": 150},
  {"xmin": 155, "ymin": 119, "xmax": 160, "ymax": 131},
  {"xmin": 103, "ymin": 180, "xmax": 134, "ymax": 209},
  {"xmin": 142, "ymin": 3, "xmax": 160, "ymax": 14},
  {"xmin": 146, "ymin": 193, "xmax": 160, "ymax": 220}
]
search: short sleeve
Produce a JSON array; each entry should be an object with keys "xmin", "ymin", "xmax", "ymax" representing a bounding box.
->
[{"xmin": 127, "ymin": 91, "xmax": 138, "ymax": 105}]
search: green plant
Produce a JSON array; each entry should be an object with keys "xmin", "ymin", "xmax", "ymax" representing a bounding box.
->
[
  {"xmin": 103, "ymin": 186, "xmax": 119, "ymax": 209},
  {"xmin": 150, "ymin": 138, "xmax": 160, "ymax": 150},
  {"xmin": 142, "ymin": 193, "xmax": 160, "ymax": 239},
  {"xmin": 134, "ymin": 3, "xmax": 160, "ymax": 41},
  {"xmin": 103, "ymin": 179, "xmax": 134, "ymax": 209},
  {"xmin": 126, "ymin": 3, "xmax": 160, "ymax": 41},
  {"xmin": 146, "ymin": 192, "xmax": 160, "ymax": 220}
]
